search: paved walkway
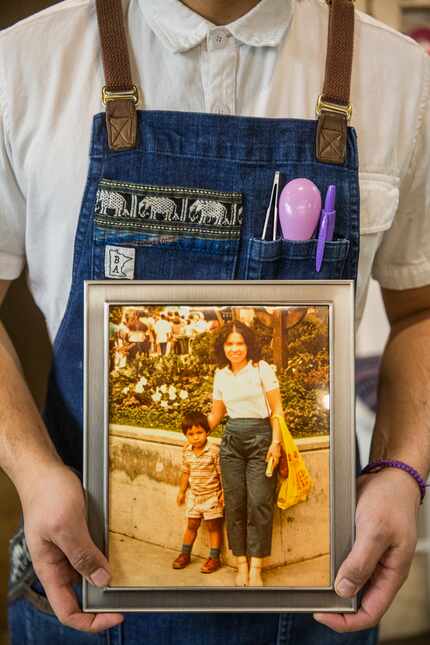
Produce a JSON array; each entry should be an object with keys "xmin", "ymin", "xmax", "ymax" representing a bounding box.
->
[{"xmin": 108, "ymin": 531, "xmax": 331, "ymax": 588}]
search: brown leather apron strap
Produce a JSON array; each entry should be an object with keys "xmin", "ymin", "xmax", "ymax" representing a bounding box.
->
[
  {"xmin": 316, "ymin": 0, "xmax": 355, "ymax": 165},
  {"xmin": 95, "ymin": 0, "xmax": 354, "ymax": 160},
  {"xmin": 96, "ymin": 0, "xmax": 138, "ymax": 151}
]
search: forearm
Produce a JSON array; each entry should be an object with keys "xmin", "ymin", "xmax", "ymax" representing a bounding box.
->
[
  {"xmin": 269, "ymin": 415, "xmax": 281, "ymax": 443},
  {"xmin": 207, "ymin": 400, "xmax": 226, "ymax": 430},
  {"xmin": 266, "ymin": 389, "xmax": 283, "ymax": 443},
  {"xmin": 178, "ymin": 472, "xmax": 189, "ymax": 494},
  {"xmin": 370, "ymin": 316, "xmax": 430, "ymax": 479},
  {"xmin": 0, "ymin": 322, "xmax": 62, "ymax": 497}
]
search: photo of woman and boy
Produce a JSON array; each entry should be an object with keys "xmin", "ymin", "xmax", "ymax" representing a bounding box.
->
[{"xmin": 108, "ymin": 305, "xmax": 331, "ymax": 589}]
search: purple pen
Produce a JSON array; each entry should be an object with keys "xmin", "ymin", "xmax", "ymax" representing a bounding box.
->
[
  {"xmin": 316, "ymin": 185, "xmax": 336, "ymax": 272},
  {"xmin": 325, "ymin": 185, "xmax": 336, "ymax": 241}
]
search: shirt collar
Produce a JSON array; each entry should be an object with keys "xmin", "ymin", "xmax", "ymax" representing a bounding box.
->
[
  {"xmin": 224, "ymin": 359, "xmax": 253, "ymax": 375},
  {"xmin": 185, "ymin": 441, "xmax": 209, "ymax": 453},
  {"xmin": 139, "ymin": 0, "xmax": 295, "ymax": 53}
]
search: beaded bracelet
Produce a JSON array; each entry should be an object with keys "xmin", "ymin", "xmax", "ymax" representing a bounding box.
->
[{"xmin": 360, "ymin": 460, "xmax": 430, "ymax": 505}]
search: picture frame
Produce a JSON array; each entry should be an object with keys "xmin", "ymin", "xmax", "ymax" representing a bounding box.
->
[{"xmin": 83, "ymin": 280, "xmax": 356, "ymax": 613}]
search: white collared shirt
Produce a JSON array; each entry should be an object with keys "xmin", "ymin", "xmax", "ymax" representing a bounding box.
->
[{"xmin": 0, "ymin": 0, "xmax": 429, "ymax": 340}]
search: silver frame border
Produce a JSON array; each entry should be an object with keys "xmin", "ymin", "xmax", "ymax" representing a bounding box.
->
[{"xmin": 83, "ymin": 280, "xmax": 356, "ymax": 613}]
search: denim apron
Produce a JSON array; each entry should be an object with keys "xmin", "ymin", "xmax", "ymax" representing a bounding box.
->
[{"xmin": 8, "ymin": 1, "xmax": 377, "ymax": 643}]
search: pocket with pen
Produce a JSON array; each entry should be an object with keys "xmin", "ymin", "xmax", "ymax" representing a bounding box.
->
[{"xmin": 244, "ymin": 236, "xmax": 350, "ymax": 280}]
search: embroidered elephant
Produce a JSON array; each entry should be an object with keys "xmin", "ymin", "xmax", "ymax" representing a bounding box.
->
[
  {"xmin": 95, "ymin": 189, "xmax": 129, "ymax": 218},
  {"xmin": 138, "ymin": 196, "xmax": 178, "ymax": 221},
  {"xmin": 189, "ymin": 200, "xmax": 228, "ymax": 226}
]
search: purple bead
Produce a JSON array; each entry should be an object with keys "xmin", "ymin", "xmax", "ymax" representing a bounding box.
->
[{"xmin": 278, "ymin": 178, "xmax": 322, "ymax": 241}]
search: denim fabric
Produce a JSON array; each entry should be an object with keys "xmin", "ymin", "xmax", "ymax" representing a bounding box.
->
[
  {"xmin": 8, "ymin": 109, "xmax": 365, "ymax": 644},
  {"xmin": 9, "ymin": 585, "xmax": 379, "ymax": 645},
  {"xmin": 220, "ymin": 418, "xmax": 277, "ymax": 556},
  {"xmin": 43, "ymin": 111, "xmax": 360, "ymax": 476}
]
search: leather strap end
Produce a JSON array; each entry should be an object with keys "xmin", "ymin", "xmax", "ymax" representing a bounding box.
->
[
  {"xmin": 316, "ymin": 112, "xmax": 347, "ymax": 165},
  {"xmin": 106, "ymin": 100, "xmax": 138, "ymax": 151}
]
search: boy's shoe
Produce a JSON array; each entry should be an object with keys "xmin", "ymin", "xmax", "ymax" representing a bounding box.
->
[
  {"xmin": 172, "ymin": 553, "xmax": 191, "ymax": 569},
  {"xmin": 200, "ymin": 557, "xmax": 221, "ymax": 574}
]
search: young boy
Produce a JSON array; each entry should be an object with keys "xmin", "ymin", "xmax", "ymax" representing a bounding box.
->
[{"xmin": 173, "ymin": 411, "xmax": 224, "ymax": 574}]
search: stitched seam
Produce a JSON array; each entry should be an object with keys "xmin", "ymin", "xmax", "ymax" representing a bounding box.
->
[
  {"xmin": 100, "ymin": 146, "xmax": 356, "ymax": 170},
  {"xmin": 94, "ymin": 219, "xmax": 240, "ymax": 237},
  {"xmin": 99, "ymin": 179, "xmax": 242, "ymax": 200}
]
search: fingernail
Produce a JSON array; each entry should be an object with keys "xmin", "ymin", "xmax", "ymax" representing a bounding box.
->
[
  {"xmin": 335, "ymin": 578, "xmax": 357, "ymax": 598},
  {"xmin": 90, "ymin": 568, "xmax": 111, "ymax": 587}
]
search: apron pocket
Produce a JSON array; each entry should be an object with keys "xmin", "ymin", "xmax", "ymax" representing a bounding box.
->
[
  {"xmin": 245, "ymin": 237, "xmax": 350, "ymax": 280},
  {"xmin": 92, "ymin": 228, "xmax": 240, "ymax": 280},
  {"xmin": 92, "ymin": 179, "xmax": 243, "ymax": 280}
]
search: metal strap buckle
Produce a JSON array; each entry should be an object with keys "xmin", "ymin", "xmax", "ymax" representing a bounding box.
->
[
  {"xmin": 102, "ymin": 85, "xmax": 140, "ymax": 105},
  {"xmin": 316, "ymin": 95, "xmax": 352, "ymax": 121}
]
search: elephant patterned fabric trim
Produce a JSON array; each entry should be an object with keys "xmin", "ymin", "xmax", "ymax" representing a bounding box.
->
[{"xmin": 94, "ymin": 179, "xmax": 243, "ymax": 240}]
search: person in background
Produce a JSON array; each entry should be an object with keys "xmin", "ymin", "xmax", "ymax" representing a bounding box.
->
[{"xmin": 154, "ymin": 313, "xmax": 172, "ymax": 356}]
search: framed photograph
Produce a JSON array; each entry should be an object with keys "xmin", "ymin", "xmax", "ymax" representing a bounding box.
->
[{"xmin": 83, "ymin": 280, "xmax": 356, "ymax": 613}]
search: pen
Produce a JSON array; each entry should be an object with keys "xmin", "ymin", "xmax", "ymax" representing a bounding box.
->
[
  {"xmin": 316, "ymin": 185, "xmax": 336, "ymax": 272},
  {"xmin": 262, "ymin": 172, "xmax": 281, "ymax": 241}
]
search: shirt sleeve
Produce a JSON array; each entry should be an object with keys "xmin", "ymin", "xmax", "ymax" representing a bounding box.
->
[
  {"xmin": 0, "ymin": 88, "xmax": 26, "ymax": 280},
  {"xmin": 181, "ymin": 448, "xmax": 190, "ymax": 474},
  {"xmin": 372, "ymin": 53, "xmax": 430, "ymax": 290},
  {"xmin": 259, "ymin": 360, "xmax": 279, "ymax": 392},
  {"xmin": 213, "ymin": 369, "xmax": 223, "ymax": 401}
]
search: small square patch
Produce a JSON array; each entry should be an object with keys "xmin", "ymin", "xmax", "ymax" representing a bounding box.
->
[{"xmin": 105, "ymin": 245, "xmax": 135, "ymax": 279}]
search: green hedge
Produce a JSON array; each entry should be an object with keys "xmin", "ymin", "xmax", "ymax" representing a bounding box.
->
[{"xmin": 110, "ymin": 313, "xmax": 329, "ymax": 438}]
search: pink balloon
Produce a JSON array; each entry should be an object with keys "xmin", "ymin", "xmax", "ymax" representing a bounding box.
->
[{"xmin": 279, "ymin": 178, "xmax": 322, "ymax": 241}]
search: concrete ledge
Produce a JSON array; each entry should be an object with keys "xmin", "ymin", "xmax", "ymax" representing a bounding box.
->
[
  {"xmin": 110, "ymin": 424, "xmax": 329, "ymax": 452},
  {"xmin": 109, "ymin": 424, "xmax": 330, "ymax": 578}
]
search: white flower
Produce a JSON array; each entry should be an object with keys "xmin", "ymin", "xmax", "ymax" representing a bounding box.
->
[
  {"xmin": 152, "ymin": 391, "xmax": 162, "ymax": 402},
  {"xmin": 179, "ymin": 390, "xmax": 189, "ymax": 400},
  {"xmin": 169, "ymin": 392, "xmax": 177, "ymax": 401},
  {"xmin": 168, "ymin": 385, "xmax": 176, "ymax": 397},
  {"xmin": 160, "ymin": 384, "xmax": 168, "ymax": 394},
  {"xmin": 122, "ymin": 386, "xmax": 129, "ymax": 394},
  {"xmin": 160, "ymin": 400, "xmax": 169, "ymax": 409},
  {"xmin": 135, "ymin": 377, "xmax": 148, "ymax": 394}
]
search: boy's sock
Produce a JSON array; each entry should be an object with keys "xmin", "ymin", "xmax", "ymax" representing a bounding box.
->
[
  {"xmin": 182, "ymin": 543, "xmax": 192, "ymax": 555},
  {"xmin": 209, "ymin": 547, "xmax": 220, "ymax": 559}
]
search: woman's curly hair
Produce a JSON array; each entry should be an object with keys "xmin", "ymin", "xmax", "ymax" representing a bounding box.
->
[{"xmin": 213, "ymin": 320, "xmax": 261, "ymax": 368}]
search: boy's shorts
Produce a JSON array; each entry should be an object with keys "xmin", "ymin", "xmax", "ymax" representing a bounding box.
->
[{"xmin": 186, "ymin": 491, "xmax": 224, "ymax": 520}]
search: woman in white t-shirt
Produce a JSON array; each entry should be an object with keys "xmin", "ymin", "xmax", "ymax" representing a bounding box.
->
[{"xmin": 208, "ymin": 321, "xmax": 283, "ymax": 587}]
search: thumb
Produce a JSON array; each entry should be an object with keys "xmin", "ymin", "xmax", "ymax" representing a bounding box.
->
[
  {"xmin": 334, "ymin": 527, "xmax": 388, "ymax": 599},
  {"xmin": 55, "ymin": 520, "xmax": 112, "ymax": 588}
]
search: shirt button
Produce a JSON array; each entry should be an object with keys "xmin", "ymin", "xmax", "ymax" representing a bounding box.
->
[
  {"xmin": 213, "ymin": 104, "xmax": 231, "ymax": 115},
  {"xmin": 210, "ymin": 28, "xmax": 229, "ymax": 49}
]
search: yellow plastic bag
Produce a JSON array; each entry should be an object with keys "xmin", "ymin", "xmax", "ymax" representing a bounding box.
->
[{"xmin": 273, "ymin": 414, "xmax": 312, "ymax": 510}]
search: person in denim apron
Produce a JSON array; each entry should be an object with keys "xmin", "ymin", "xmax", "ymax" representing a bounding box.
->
[{"xmin": 6, "ymin": 0, "xmax": 377, "ymax": 643}]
